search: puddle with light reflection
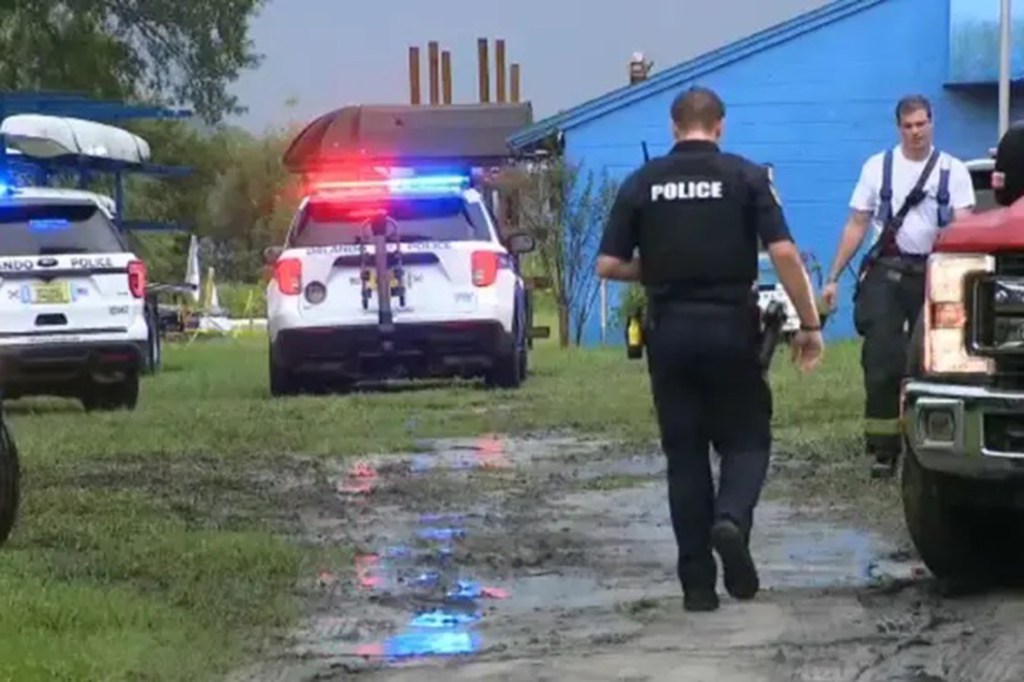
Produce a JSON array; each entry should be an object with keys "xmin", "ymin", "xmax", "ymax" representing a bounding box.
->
[
  {"xmin": 332, "ymin": 434, "xmax": 518, "ymax": 663},
  {"xmin": 296, "ymin": 434, "xmax": 925, "ymax": 672}
]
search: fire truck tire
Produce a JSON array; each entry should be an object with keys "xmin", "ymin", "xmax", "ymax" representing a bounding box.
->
[{"xmin": 901, "ymin": 445, "xmax": 990, "ymax": 584}]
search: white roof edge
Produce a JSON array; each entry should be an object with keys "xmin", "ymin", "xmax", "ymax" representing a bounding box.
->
[{"xmin": 2, "ymin": 186, "xmax": 116, "ymax": 214}]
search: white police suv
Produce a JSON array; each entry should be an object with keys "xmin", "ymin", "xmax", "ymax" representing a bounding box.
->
[
  {"xmin": 264, "ymin": 169, "xmax": 536, "ymax": 395},
  {"xmin": 0, "ymin": 185, "xmax": 153, "ymax": 410}
]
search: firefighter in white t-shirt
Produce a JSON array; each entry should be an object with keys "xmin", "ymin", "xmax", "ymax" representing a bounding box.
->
[{"xmin": 821, "ymin": 95, "xmax": 976, "ymax": 479}]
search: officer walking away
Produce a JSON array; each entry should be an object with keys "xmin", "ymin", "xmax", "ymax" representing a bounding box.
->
[
  {"xmin": 993, "ymin": 121, "xmax": 1024, "ymax": 206},
  {"xmin": 820, "ymin": 95, "xmax": 975, "ymax": 479},
  {"xmin": 595, "ymin": 86, "xmax": 824, "ymax": 612}
]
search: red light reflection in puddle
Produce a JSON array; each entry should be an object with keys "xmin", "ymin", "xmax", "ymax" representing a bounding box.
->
[
  {"xmin": 474, "ymin": 434, "xmax": 509, "ymax": 470},
  {"xmin": 337, "ymin": 460, "xmax": 378, "ymax": 495},
  {"xmin": 355, "ymin": 554, "xmax": 382, "ymax": 589},
  {"xmin": 355, "ymin": 642, "xmax": 385, "ymax": 657}
]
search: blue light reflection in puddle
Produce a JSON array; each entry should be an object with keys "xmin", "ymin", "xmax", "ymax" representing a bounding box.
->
[
  {"xmin": 351, "ymin": 452, "xmax": 510, "ymax": 663},
  {"xmin": 377, "ymin": 629, "xmax": 482, "ymax": 659}
]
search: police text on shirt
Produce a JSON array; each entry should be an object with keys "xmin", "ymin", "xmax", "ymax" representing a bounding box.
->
[{"xmin": 651, "ymin": 180, "xmax": 724, "ymax": 202}]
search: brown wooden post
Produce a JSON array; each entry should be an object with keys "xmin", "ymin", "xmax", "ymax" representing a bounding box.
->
[
  {"xmin": 408, "ymin": 46, "xmax": 421, "ymax": 105},
  {"xmin": 510, "ymin": 63, "xmax": 521, "ymax": 103},
  {"xmin": 428, "ymin": 41, "xmax": 440, "ymax": 105},
  {"xmin": 441, "ymin": 50, "xmax": 452, "ymax": 104},
  {"xmin": 495, "ymin": 39, "xmax": 507, "ymax": 103},
  {"xmin": 477, "ymin": 38, "xmax": 490, "ymax": 103}
]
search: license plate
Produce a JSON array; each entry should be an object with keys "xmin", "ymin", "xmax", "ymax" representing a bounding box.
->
[
  {"xmin": 368, "ymin": 271, "xmax": 401, "ymax": 291},
  {"xmin": 31, "ymin": 282, "xmax": 71, "ymax": 304}
]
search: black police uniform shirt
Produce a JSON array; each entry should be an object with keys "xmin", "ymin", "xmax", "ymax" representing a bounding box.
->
[{"xmin": 598, "ymin": 140, "xmax": 793, "ymax": 305}]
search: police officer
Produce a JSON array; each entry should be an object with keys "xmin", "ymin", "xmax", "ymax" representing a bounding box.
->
[
  {"xmin": 821, "ymin": 95, "xmax": 976, "ymax": 479},
  {"xmin": 596, "ymin": 86, "xmax": 824, "ymax": 612},
  {"xmin": 993, "ymin": 121, "xmax": 1024, "ymax": 206}
]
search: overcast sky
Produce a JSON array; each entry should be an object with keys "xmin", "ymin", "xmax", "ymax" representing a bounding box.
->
[{"xmin": 227, "ymin": 0, "xmax": 829, "ymax": 133}]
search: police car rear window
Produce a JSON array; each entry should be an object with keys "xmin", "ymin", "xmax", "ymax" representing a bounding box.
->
[
  {"xmin": 290, "ymin": 196, "xmax": 491, "ymax": 247},
  {"xmin": 0, "ymin": 203, "xmax": 124, "ymax": 256}
]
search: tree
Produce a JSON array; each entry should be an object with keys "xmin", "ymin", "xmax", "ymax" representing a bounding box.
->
[
  {"xmin": 498, "ymin": 158, "xmax": 619, "ymax": 347},
  {"xmin": 0, "ymin": 0, "xmax": 266, "ymax": 123},
  {"xmin": 204, "ymin": 124, "xmax": 303, "ymax": 282}
]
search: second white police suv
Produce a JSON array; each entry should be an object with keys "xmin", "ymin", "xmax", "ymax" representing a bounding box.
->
[{"xmin": 264, "ymin": 170, "xmax": 537, "ymax": 396}]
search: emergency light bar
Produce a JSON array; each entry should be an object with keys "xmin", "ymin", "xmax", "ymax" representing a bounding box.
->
[
  {"xmin": 310, "ymin": 169, "xmax": 471, "ymax": 200},
  {"xmin": 0, "ymin": 172, "xmax": 17, "ymax": 197}
]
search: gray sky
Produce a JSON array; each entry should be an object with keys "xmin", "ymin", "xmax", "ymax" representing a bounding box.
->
[{"xmin": 227, "ymin": 0, "xmax": 829, "ymax": 133}]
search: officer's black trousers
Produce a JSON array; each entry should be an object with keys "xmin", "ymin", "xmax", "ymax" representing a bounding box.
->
[
  {"xmin": 645, "ymin": 301, "xmax": 773, "ymax": 591},
  {"xmin": 853, "ymin": 258, "xmax": 925, "ymax": 461}
]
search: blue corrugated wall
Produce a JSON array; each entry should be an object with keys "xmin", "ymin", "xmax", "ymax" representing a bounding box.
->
[{"xmin": 563, "ymin": 0, "xmax": 1024, "ymax": 347}]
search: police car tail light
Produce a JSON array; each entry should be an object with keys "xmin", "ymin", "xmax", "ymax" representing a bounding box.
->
[
  {"xmin": 471, "ymin": 251, "xmax": 499, "ymax": 287},
  {"xmin": 924, "ymin": 252, "xmax": 993, "ymax": 374},
  {"xmin": 127, "ymin": 260, "xmax": 147, "ymax": 298},
  {"xmin": 273, "ymin": 258, "xmax": 302, "ymax": 296}
]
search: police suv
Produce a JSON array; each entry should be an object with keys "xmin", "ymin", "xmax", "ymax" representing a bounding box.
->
[
  {"xmin": 0, "ymin": 185, "xmax": 155, "ymax": 410},
  {"xmin": 264, "ymin": 170, "xmax": 536, "ymax": 395}
]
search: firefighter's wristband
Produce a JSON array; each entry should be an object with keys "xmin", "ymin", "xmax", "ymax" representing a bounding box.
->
[{"xmin": 799, "ymin": 324, "xmax": 821, "ymax": 332}]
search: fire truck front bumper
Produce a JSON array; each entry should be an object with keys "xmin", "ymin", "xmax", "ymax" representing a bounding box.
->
[{"xmin": 902, "ymin": 380, "xmax": 1024, "ymax": 482}]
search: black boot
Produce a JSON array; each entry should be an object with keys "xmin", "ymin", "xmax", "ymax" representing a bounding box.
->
[
  {"xmin": 683, "ymin": 589, "xmax": 720, "ymax": 612},
  {"xmin": 679, "ymin": 556, "xmax": 719, "ymax": 612},
  {"xmin": 866, "ymin": 434, "xmax": 901, "ymax": 480},
  {"xmin": 869, "ymin": 449, "xmax": 899, "ymax": 480},
  {"xmin": 711, "ymin": 518, "xmax": 759, "ymax": 600}
]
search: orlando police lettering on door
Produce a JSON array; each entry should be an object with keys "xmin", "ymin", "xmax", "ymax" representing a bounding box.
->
[
  {"xmin": 0, "ymin": 257, "xmax": 116, "ymax": 271},
  {"xmin": 651, "ymin": 180, "xmax": 724, "ymax": 201},
  {"xmin": 70, "ymin": 256, "xmax": 115, "ymax": 269},
  {"xmin": 0, "ymin": 259, "xmax": 34, "ymax": 272}
]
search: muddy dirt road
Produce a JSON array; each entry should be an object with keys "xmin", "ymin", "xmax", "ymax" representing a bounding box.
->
[{"xmin": 231, "ymin": 435, "xmax": 1024, "ymax": 682}]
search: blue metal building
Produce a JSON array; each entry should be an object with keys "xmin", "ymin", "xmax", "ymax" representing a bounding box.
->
[{"xmin": 508, "ymin": 0, "xmax": 1024, "ymax": 346}]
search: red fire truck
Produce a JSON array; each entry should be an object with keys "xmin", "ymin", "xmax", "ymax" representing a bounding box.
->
[{"xmin": 901, "ymin": 153, "xmax": 1024, "ymax": 584}]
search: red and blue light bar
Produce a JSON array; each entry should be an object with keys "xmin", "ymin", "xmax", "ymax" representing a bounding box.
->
[{"xmin": 309, "ymin": 167, "xmax": 471, "ymax": 200}]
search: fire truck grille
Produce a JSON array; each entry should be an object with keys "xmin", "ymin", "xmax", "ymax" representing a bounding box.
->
[{"xmin": 975, "ymin": 253, "xmax": 1024, "ymax": 388}]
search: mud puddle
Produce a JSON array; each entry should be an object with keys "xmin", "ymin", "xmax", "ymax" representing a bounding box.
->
[{"xmin": 231, "ymin": 435, "xmax": 1024, "ymax": 682}]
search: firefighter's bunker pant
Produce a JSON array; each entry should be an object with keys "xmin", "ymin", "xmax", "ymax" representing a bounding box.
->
[{"xmin": 852, "ymin": 255, "xmax": 926, "ymax": 467}]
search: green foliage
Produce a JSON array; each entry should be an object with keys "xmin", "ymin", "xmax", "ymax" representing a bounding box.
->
[
  {"xmin": 217, "ymin": 282, "xmax": 267, "ymax": 318},
  {"xmin": 497, "ymin": 157, "xmax": 620, "ymax": 347},
  {"xmin": 613, "ymin": 282, "xmax": 647, "ymax": 331},
  {"xmin": 203, "ymin": 126, "xmax": 304, "ymax": 282},
  {"xmin": 0, "ymin": 0, "xmax": 267, "ymax": 123}
]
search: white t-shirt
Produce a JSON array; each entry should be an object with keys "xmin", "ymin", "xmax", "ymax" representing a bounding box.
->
[{"xmin": 848, "ymin": 145, "xmax": 976, "ymax": 254}]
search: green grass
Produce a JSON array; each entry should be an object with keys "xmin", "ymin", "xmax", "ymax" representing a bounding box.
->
[{"xmin": 0, "ymin": 327, "xmax": 875, "ymax": 681}]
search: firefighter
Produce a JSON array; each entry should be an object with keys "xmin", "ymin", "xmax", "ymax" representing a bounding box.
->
[
  {"xmin": 821, "ymin": 95, "xmax": 976, "ymax": 479},
  {"xmin": 596, "ymin": 86, "xmax": 823, "ymax": 612}
]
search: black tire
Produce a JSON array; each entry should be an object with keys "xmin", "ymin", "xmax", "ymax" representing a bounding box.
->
[
  {"xmin": 148, "ymin": 314, "xmax": 163, "ymax": 374},
  {"xmin": 901, "ymin": 446, "xmax": 994, "ymax": 584},
  {"xmin": 485, "ymin": 321, "xmax": 524, "ymax": 390},
  {"xmin": 269, "ymin": 345, "xmax": 300, "ymax": 397},
  {"xmin": 81, "ymin": 372, "xmax": 140, "ymax": 412},
  {"xmin": 0, "ymin": 412, "xmax": 20, "ymax": 548},
  {"xmin": 141, "ymin": 300, "xmax": 162, "ymax": 376}
]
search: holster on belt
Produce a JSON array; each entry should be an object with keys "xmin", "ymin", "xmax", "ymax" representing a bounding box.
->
[{"xmin": 757, "ymin": 300, "xmax": 788, "ymax": 369}]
